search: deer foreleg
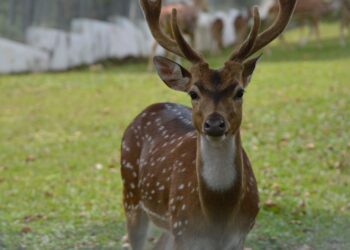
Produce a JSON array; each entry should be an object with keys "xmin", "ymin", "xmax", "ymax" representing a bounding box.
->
[
  {"xmin": 153, "ymin": 232, "xmax": 174, "ymax": 250},
  {"xmin": 126, "ymin": 208, "xmax": 150, "ymax": 250},
  {"xmin": 298, "ymin": 19, "xmax": 308, "ymax": 46},
  {"xmin": 311, "ymin": 17, "xmax": 321, "ymax": 47}
]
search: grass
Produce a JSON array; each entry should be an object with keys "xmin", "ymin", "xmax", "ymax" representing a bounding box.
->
[{"xmin": 0, "ymin": 22, "xmax": 349, "ymax": 249}]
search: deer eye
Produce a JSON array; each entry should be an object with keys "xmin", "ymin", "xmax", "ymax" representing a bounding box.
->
[
  {"xmin": 189, "ymin": 91, "xmax": 200, "ymax": 101},
  {"xmin": 234, "ymin": 89, "xmax": 245, "ymax": 100}
]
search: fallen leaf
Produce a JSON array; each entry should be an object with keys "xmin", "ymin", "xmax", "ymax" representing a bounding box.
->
[
  {"xmin": 25, "ymin": 155, "xmax": 36, "ymax": 163},
  {"xmin": 44, "ymin": 191, "xmax": 54, "ymax": 198},
  {"xmin": 21, "ymin": 226, "xmax": 32, "ymax": 234},
  {"xmin": 272, "ymin": 183, "xmax": 281, "ymax": 195},
  {"xmin": 23, "ymin": 214, "xmax": 47, "ymax": 223},
  {"xmin": 306, "ymin": 143, "xmax": 315, "ymax": 150},
  {"xmin": 263, "ymin": 199, "xmax": 281, "ymax": 213}
]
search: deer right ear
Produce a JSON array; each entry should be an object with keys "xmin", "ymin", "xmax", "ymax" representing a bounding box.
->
[{"xmin": 153, "ymin": 56, "xmax": 192, "ymax": 92}]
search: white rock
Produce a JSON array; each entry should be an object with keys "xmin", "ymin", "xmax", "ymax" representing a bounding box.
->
[
  {"xmin": 0, "ymin": 37, "xmax": 49, "ymax": 74},
  {"xmin": 109, "ymin": 16, "xmax": 143, "ymax": 57},
  {"xmin": 71, "ymin": 18, "xmax": 112, "ymax": 63},
  {"xmin": 26, "ymin": 27, "xmax": 69, "ymax": 71}
]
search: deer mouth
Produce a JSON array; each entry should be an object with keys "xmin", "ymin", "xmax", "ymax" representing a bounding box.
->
[{"xmin": 204, "ymin": 134, "xmax": 228, "ymax": 143}]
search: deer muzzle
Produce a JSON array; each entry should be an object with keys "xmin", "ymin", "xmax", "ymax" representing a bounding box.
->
[{"xmin": 203, "ymin": 113, "xmax": 226, "ymax": 137}]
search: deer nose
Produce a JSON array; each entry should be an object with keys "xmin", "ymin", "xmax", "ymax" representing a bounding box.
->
[{"xmin": 203, "ymin": 114, "xmax": 226, "ymax": 137}]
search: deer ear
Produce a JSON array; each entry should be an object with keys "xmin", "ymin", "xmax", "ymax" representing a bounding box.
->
[
  {"xmin": 242, "ymin": 55, "xmax": 262, "ymax": 87},
  {"xmin": 153, "ymin": 56, "xmax": 191, "ymax": 92}
]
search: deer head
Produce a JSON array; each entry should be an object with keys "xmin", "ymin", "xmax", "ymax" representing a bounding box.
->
[{"xmin": 141, "ymin": 0, "xmax": 296, "ymax": 139}]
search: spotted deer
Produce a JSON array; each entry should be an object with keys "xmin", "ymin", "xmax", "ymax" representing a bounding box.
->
[
  {"xmin": 121, "ymin": 0, "xmax": 296, "ymax": 249},
  {"xmin": 147, "ymin": 0, "xmax": 208, "ymax": 71}
]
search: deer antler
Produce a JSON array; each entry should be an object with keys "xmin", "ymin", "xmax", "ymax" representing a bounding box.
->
[
  {"xmin": 230, "ymin": 6, "xmax": 261, "ymax": 61},
  {"xmin": 231, "ymin": 0, "xmax": 296, "ymax": 62},
  {"xmin": 171, "ymin": 9, "xmax": 203, "ymax": 63},
  {"xmin": 140, "ymin": 0, "xmax": 203, "ymax": 64}
]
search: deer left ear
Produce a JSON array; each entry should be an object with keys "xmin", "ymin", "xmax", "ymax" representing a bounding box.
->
[
  {"xmin": 242, "ymin": 55, "xmax": 262, "ymax": 87},
  {"xmin": 153, "ymin": 56, "xmax": 192, "ymax": 92}
]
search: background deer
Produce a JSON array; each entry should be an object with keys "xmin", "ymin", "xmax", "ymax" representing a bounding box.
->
[
  {"xmin": 147, "ymin": 0, "xmax": 208, "ymax": 70},
  {"xmin": 121, "ymin": 0, "xmax": 296, "ymax": 249},
  {"xmin": 210, "ymin": 17, "xmax": 224, "ymax": 53},
  {"xmin": 233, "ymin": 9, "xmax": 251, "ymax": 48},
  {"xmin": 340, "ymin": 0, "xmax": 350, "ymax": 46},
  {"xmin": 268, "ymin": 0, "xmax": 334, "ymax": 46}
]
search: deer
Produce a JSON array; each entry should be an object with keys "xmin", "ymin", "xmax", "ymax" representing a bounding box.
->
[
  {"xmin": 120, "ymin": 0, "xmax": 296, "ymax": 249},
  {"xmin": 233, "ymin": 10, "xmax": 251, "ymax": 48},
  {"xmin": 340, "ymin": 0, "xmax": 350, "ymax": 46},
  {"xmin": 147, "ymin": 0, "xmax": 208, "ymax": 71},
  {"xmin": 267, "ymin": 0, "xmax": 334, "ymax": 46},
  {"xmin": 210, "ymin": 17, "xmax": 225, "ymax": 53}
]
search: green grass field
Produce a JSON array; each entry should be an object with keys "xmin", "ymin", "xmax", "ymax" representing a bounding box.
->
[{"xmin": 0, "ymin": 22, "xmax": 349, "ymax": 249}]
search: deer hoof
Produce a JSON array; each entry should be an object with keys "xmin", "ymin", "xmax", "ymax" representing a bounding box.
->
[{"xmin": 121, "ymin": 243, "xmax": 131, "ymax": 250}]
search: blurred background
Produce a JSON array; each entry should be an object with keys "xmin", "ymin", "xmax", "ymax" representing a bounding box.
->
[
  {"xmin": 0, "ymin": 0, "xmax": 258, "ymax": 42},
  {"xmin": 0, "ymin": 0, "xmax": 349, "ymax": 249},
  {"xmin": 0, "ymin": 0, "xmax": 266, "ymax": 73}
]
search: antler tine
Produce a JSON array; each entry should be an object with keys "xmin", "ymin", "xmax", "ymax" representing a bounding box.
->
[
  {"xmin": 230, "ymin": 6, "xmax": 261, "ymax": 62},
  {"xmin": 140, "ymin": 0, "xmax": 184, "ymax": 58},
  {"xmin": 171, "ymin": 8, "xmax": 204, "ymax": 64},
  {"xmin": 246, "ymin": 0, "xmax": 297, "ymax": 58}
]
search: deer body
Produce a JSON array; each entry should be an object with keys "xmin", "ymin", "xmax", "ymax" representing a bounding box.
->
[
  {"xmin": 121, "ymin": 0, "xmax": 296, "ymax": 249},
  {"xmin": 122, "ymin": 102, "xmax": 258, "ymax": 249}
]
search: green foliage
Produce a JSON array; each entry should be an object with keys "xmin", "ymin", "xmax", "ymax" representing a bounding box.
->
[{"xmin": 0, "ymin": 22, "xmax": 349, "ymax": 249}]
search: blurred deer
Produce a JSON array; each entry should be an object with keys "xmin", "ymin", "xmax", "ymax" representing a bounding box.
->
[
  {"xmin": 209, "ymin": 10, "xmax": 252, "ymax": 55},
  {"xmin": 121, "ymin": 0, "xmax": 296, "ymax": 249},
  {"xmin": 210, "ymin": 17, "xmax": 224, "ymax": 53},
  {"xmin": 147, "ymin": 0, "xmax": 208, "ymax": 70},
  {"xmin": 268, "ymin": 0, "xmax": 334, "ymax": 46},
  {"xmin": 340, "ymin": 0, "xmax": 350, "ymax": 46},
  {"xmin": 233, "ymin": 9, "xmax": 251, "ymax": 48}
]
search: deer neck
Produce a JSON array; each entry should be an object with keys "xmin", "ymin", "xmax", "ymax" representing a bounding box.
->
[{"xmin": 196, "ymin": 131, "xmax": 245, "ymax": 221}]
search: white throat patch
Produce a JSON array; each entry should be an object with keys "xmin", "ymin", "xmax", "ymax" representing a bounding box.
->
[{"xmin": 200, "ymin": 135, "xmax": 237, "ymax": 191}]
